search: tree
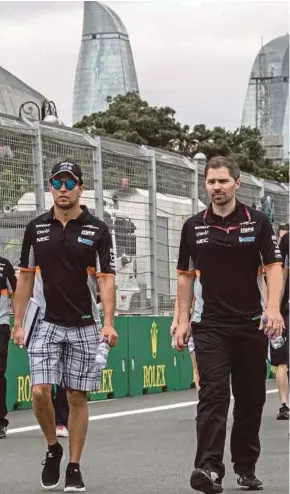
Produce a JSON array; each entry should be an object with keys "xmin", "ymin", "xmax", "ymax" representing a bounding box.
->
[
  {"xmin": 74, "ymin": 92, "xmax": 289, "ymax": 182},
  {"xmin": 74, "ymin": 91, "xmax": 189, "ymax": 149}
]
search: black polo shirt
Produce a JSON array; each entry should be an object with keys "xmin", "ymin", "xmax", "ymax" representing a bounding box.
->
[
  {"xmin": 279, "ymin": 232, "xmax": 289, "ymax": 316},
  {"xmin": 177, "ymin": 200, "xmax": 282, "ymax": 328},
  {"xmin": 19, "ymin": 206, "xmax": 115, "ymax": 327},
  {"xmin": 0, "ymin": 256, "xmax": 17, "ymax": 326}
]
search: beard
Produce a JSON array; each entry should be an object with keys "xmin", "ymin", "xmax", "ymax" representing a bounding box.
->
[{"xmin": 211, "ymin": 193, "xmax": 232, "ymax": 205}]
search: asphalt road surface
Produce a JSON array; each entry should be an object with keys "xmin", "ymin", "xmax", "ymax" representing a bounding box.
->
[{"xmin": 1, "ymin": 381, "xmax": 288, "ymax": 494}]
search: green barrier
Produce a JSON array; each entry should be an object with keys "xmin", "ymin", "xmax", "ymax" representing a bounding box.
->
[
  {"xmin": 6, "ymin": 341, "xmax": 31, "ymax": 411},
  {"xmin": 127, "ymin": 316, "xmax": 178, "ymax": 396},
  {"xmin": 177, "ymin": 350, "xmax": 195, "ymax": 390},
  {"xmin": 6, "ymin": 316, "xmax": 275, "ymax": 412}
]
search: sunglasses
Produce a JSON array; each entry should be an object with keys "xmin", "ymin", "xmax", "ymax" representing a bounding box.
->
[{"xmin": 51, "ymin": 178, "xmax": 77, "ymax": 191}]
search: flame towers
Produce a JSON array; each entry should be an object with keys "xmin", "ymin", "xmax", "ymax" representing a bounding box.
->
[{"xmin": 73, "ymin": 1, "xmax": 139, "ymax": 124}]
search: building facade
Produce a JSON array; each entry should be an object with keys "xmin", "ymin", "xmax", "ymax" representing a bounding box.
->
[
  {"xmin": 241, "ymin": 34, "xmax": 289, "ymax": 162},
  {"xmin": 0, "ymin": 66, "xmax": 45, "ymax": 118},
  {"xmin": 73, "ymin": 1, "xmax": 139, "ymax": 124}
]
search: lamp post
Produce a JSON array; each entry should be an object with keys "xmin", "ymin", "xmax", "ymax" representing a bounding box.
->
[{"xmin": 19, "ymin": 100, "xmax": 60, "ymax": 123}]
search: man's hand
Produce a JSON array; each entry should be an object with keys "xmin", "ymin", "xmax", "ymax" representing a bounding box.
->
[
  {"xmin": 175, "ymin": 323, "xmax": 190, "ymax": 351},
  {"xmin": 11, "ymin": 326, "xmax": 25, "ymax": 348},
  {"xmin": 101, "ymin": 325, "xmax": 118, "ymax": 347},
  {"xmin": 259, "ymin": 308, "xmax": 285, "ymax": 338},
  {"xmin": 170, "ymin": 320, "xmax": 178, "ymax": 337}
]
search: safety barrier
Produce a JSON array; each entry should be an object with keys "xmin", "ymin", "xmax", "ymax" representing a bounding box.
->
[{"xmin": 6, "ymin": 316, "xmax": 275, "ymax": 412}]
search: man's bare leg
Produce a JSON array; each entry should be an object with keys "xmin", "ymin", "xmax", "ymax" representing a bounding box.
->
[
  {"xmin": 276, "ymin": 364, "xmax": 289, "ymax": 405},
  {"xmin": 66, "ymin": 389, "xmax": 88, "ymax": 463},
  {"xmin": 32, "ymin": 384, "xmax": 57, "ymax": 445}
]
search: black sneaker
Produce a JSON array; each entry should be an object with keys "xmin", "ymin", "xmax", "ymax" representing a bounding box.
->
[
  {"xmin": 277, "ymin": 403, "xmax": 289, "ymax": 420},
  {"xmin": 64, "ymin": 464, "xmax": 86, "ymax": 492},
  {"xmin": 190, "ymin": 468, "xmax": 223, "ymax": 493},
  {"xmin": 0, "ymin": 423, "xmax": 7, "ymax": 439},
  {"xmin": 41, "ymin": 442, "xmax": 64, "ymax": 490},
  {"xmin": 237, "ymin": 472, "xmax": 263, "ymax": 490}
]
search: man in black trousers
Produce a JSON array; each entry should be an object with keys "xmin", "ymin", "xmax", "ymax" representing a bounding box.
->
[
  {"xmin": 0, "ymin": 256, "xmax": 17, "ymax": 438},
  {"xmin": 175, "ymin": 156, "xmax": 285, "ymax": 493}
]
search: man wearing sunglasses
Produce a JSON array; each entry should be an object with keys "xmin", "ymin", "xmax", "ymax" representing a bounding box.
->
[
  {"xmin": 12, "ymin": 161, "xmax": 117, "ymax": 492},
  {"xmin": 175, "ymin": 156, "xmax": 284, "ymax": 493}
]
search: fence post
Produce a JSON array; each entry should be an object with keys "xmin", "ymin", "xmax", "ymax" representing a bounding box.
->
[
  {"xmin": 147, "ymin": 149, "xmax": 158, "ymax": 314},
  {"xmin": 83, "ymin": 135, "xmax": 104, "ymax": 220},
  {"xmin": 190, "ymin": 159, "xmax": 199, "ymax": 215},
  {"xmin": 32, "ymin": 122, "xmax": 45, "ymax": 215}
]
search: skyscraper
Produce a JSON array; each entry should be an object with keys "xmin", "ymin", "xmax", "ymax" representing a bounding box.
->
[
  {"xmin": 241, "ymin": 34, "xmax": 289, "ymax": 161},
  {"xmin": 73, "ymin": 1, "xmax": 139, "ymax": 124}
]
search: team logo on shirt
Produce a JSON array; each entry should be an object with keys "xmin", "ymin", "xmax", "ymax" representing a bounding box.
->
[{"xmin": 240, "ymin": 227, "xmax": 254, "ymax": 233}]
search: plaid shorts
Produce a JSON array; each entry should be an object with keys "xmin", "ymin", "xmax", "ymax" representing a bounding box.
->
[{"xmin": 27, "ymin": 320, "xmax": 102, "ymax": 391}]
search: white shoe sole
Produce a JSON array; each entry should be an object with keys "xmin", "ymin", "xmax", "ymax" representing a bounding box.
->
[
  {"xmin": 64, "ymin": 487, "xmax": 86, "ymax": 492},
  {"xmin": 40, "ymin": 450, "xmax": 65, "ymax": 490}
]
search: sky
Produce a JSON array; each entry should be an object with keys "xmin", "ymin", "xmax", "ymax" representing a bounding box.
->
[{"xmin": 0, "ymin": 0, "xmax": 288, "ymax": 129}]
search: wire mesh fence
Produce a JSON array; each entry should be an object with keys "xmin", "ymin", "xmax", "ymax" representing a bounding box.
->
[{"xmin": 0, "ymin": 113, "xmax": 289, "ymax": 314}]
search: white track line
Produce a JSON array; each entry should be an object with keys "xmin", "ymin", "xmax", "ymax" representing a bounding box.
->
[{"xmin": 7, "ymin": 388, "xmax": 278, "ymax": 435}]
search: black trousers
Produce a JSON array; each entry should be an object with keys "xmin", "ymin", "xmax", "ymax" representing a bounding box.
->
[
  {"xmin": 0, "ymin": 325, "xmax": 10, "ymax": 425},
  {"xmin": 193, "ymin": 324, "xmax": 268, "ymax": 479},
  {"xmin": 52, "ymin": 385, "xmax": 69, "ymax": 427}
]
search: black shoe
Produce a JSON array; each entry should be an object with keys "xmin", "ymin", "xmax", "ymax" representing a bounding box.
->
[
  {"xmin": 64, "ymin": 464, "xmax": 86, "ymax": 492},
  {"xmin": 190, "ymin": 468, "xmax": 223, "ymax": 493},
  {"xmin": 237, "ymin": 472, "xmax": 263, "ymax": 490},
  {"xmin": 0, "ymin": 423, "xmax": 7, "ymax": 439},
  {"xmin": 277, "ymin": 403, "xmax": 289, "ymax": 420},
  {"xmin": 41, "ymin": 442, "xmax": 64, "ymax": 490}
]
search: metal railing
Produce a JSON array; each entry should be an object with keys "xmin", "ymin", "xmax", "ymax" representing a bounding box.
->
[{"xmin": 0, "ymin": 113, "xmax": 288, "ymax": 314}]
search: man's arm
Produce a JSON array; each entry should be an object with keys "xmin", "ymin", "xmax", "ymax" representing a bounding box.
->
[
  {"xmin": 177, "ymin": 273, "xmax": 195, "ymax": 326},
  {"xmin": 98, "ymin": 276, "xmax": 115, "ymax": 328},
  {"xmin": 175, "ymin": 220, "xmax": 196, "ymax": 349},
  {"xmin": 96, "ymin": 224, "xmax": 118, "ymax": 346},
  {"xmin": 258, "ymin": 217, "xmax": 284, "ymax": 336},
  {"xmin": 264, "ymin": 264, "xmax": 284, "ymax": 311}
]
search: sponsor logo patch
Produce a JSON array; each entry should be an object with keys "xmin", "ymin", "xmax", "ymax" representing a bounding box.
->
[
  {"xmin": 239, "ymin": 236, "xmax": 255, "ymax": 243},
  {"xmin": 78, "ymin": 237, "xmax": 94, "ymax": 246}
]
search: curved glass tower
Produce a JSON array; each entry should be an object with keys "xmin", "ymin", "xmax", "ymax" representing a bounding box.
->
[
  {"xmin": 73, "ymin": 1, "xmax": 139, "ymax": 124},
  {"xmin": 241, "ymin": 34, "xmax": 289, "ymax": 160}
]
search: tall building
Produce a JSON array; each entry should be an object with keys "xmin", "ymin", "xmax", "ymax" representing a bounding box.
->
[
  {"xmin": 73, "ymin": 1, "xmax": 139, "ymax": 124},
  {"xmin": 241, "ymin": 34, "xmax": 289, "ymax": 162},
  {"xmin": 0, "ymin": 66, "xmax": 45, "ymax": 118}
]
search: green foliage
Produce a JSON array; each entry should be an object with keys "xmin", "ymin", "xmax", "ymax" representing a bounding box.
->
[{"xmin": 74, "ymin": 92, "xmax": 289, "ymax": 183}]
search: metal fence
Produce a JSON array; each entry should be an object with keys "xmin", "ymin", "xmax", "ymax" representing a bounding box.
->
[{"xmin": 0, "ymin": 113, "xmax": 289, "ymax": 314}]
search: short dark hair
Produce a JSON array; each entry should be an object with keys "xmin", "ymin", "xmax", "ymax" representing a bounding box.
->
[{"xmin": 204, "ymin": 156, "xmax": 240, "ymax": 181}]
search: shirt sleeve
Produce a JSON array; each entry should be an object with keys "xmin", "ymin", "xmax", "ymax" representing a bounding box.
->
[
  {"xmin": 279, "ymin": 233, "xmax": 289, "ymax": 269},
  {"xmin": 18, "ymin": 222, "xmax": 36, "ymax": 272},
  {"xmin": 258, "ymin": 216, "xmax": 282, "ymax": 266},
  {"xmin": 177, "ymin": 220, "xmax": 196, "ymax": 274},
  {"xmin": 6, "ymin": 260, "xmax": 17, "ymax": 293},
  {"xmin": 96, "ymin": 225, "xmax": 116, "ymax": 276}
]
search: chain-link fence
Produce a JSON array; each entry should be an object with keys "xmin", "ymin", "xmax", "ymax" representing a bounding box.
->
[{"xmin": 0, "ymin": 113, "xmax": 289, "ymax": 315}]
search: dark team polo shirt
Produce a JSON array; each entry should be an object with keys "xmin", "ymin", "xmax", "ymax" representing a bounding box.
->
[
  {"xmin": 279, "ymin": 232, "xmax": 289, "ymax": 316},
  {"xmin": 0, "ymin": 256, "xmax": 17, "ymax": 326},
  {"xmin": 177, "ymin": 200, "xmax": 282, "ymax": 328},
  {"xmin": 19, "ymin": 206, "xmax": 115, "ymax": 327}
]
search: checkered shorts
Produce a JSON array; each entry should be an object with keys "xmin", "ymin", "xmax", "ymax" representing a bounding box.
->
[{"xmin": 27, "ymin": 320, "xmax": 102, "ymax": 391}]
